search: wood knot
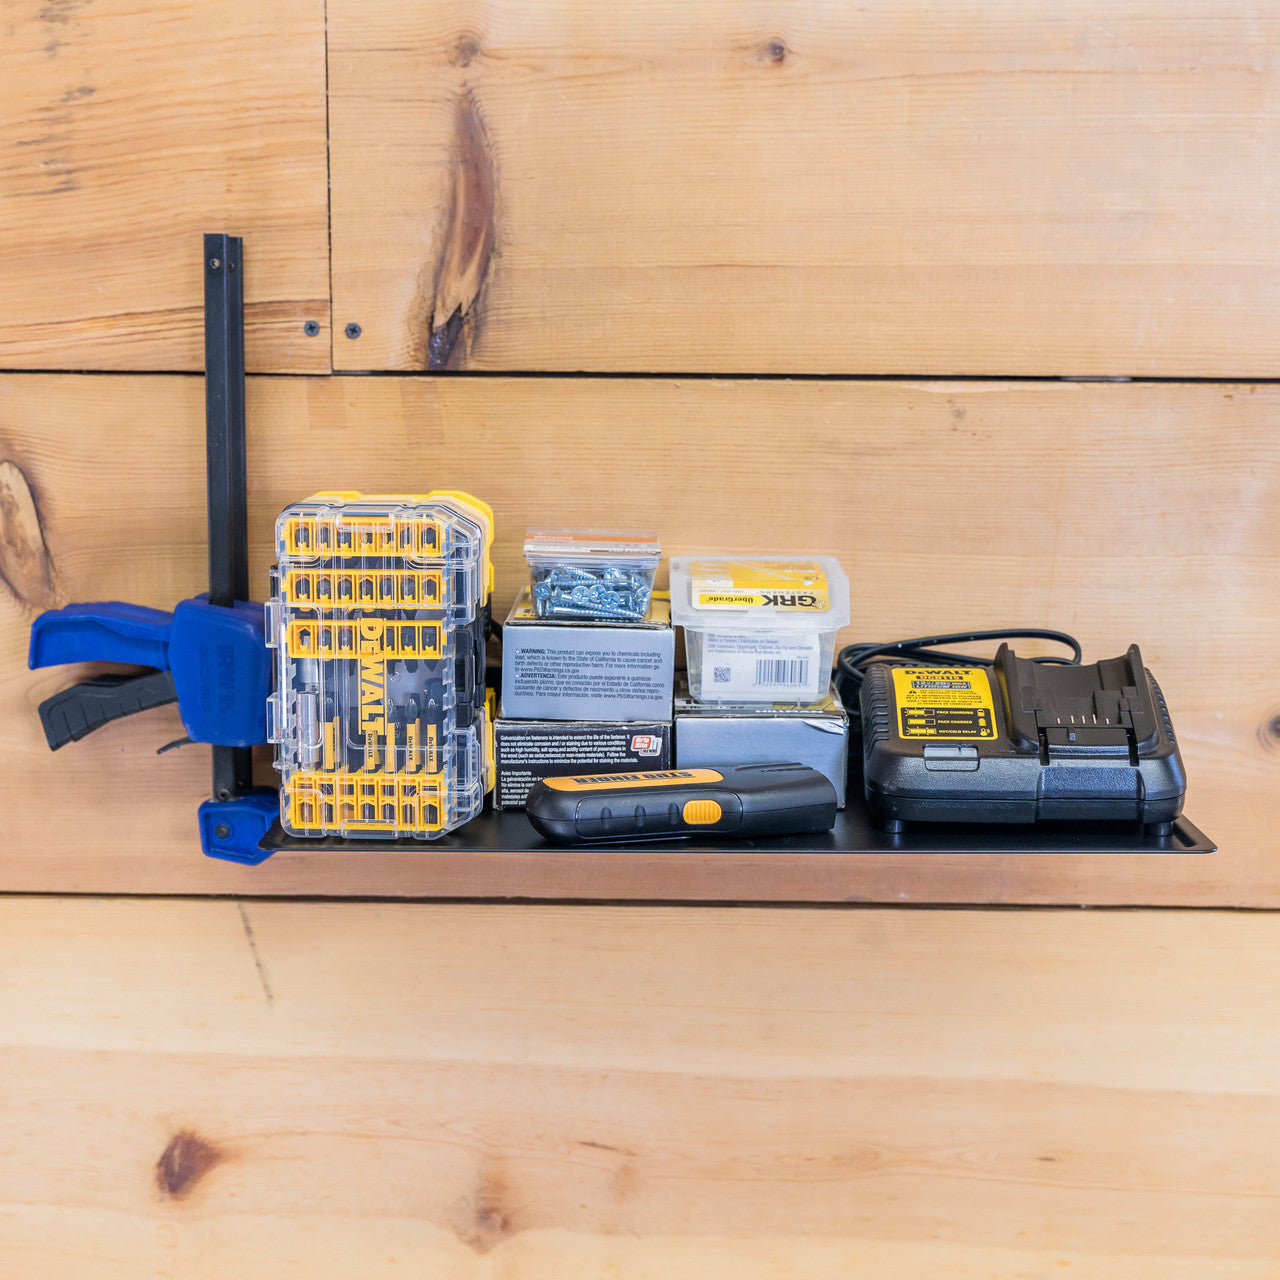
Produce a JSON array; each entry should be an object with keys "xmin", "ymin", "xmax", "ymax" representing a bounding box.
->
[
  {"xmin": 448, "ymin": 1159, "xmax": 519, "ymax": 1255},
  {"xmin": 1258, "ymin": 707, "xmax": 1280, "ymax": 753},
  {"xmin": 156, "ymin": 1129, "xmax": 224, "ymax": 1200},
  {"xmin": 0, "ymin": 457, "xmax": 58, "ymax": 611},
  {"xmin": 472, "ymin": 1199, "xmax": 512, "ymax": 1245},
  {"xmin": 410, "ymin": 88, "xmax": 498, "ymax": 370},
  {"xmin": 764, "ymin": 38, "xmax": 788, "ymax": 64},
  {"xmin": 451, "ymin": 34, "xmax": 481, "ymax": 67}
]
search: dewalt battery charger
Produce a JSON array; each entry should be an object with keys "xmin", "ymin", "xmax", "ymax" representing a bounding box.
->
[{"xmin": 859, "ymin": 642, "xmax": 1186, "ymax": 831}]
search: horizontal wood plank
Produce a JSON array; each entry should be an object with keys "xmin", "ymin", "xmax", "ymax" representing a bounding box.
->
[
  {"xmin": 329, "ymin": 1, "xmax": 1280, "ymax": 375},
  {"xmin": 0, "ymin": 373, "xmax": 1275, "ymax": 901},
  {"xmin": 0, "ymin": 0, "xmax": 330, "ymax": 373},
  {"xmin": 2, "ymin": 899, "xmax": 1280, "ymax": 1276}
]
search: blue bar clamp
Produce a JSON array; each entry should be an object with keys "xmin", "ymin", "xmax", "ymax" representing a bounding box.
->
[
  {"xmin": 28, "ymin": 597, "xmax": 277, "ymax": 863},
  {"xmin": 27, "ymin": 235, "xmax": 278, "ymax": 865}
]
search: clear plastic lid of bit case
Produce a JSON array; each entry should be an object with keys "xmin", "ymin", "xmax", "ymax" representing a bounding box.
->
[{"xmin": 266, "ymin": 491, "xmax": 494, "ymax": 840}]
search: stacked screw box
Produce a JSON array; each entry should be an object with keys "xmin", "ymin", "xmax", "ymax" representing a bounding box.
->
[{"xmin": 495, "ymin": 531, "xmax": 674, "ymax": 808}]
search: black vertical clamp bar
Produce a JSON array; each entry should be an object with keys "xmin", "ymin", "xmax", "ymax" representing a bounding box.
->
[{"xmin": 204, "ymin": 233, "xmax": 253, "ymax": 801}]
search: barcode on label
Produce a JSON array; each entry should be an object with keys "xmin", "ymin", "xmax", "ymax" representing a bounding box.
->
[
  {"xmin": 713, "ymin": 666, "xmax": 732, "ymax": 684},
  {"xmin": 754, "ymin": 658, "xmax": 809, "ymax": 687}
]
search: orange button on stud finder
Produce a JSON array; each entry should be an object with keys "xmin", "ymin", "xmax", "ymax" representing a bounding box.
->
[{"xmin": 682, "ymin": 799, "xmax": 722, "ymax": 825}]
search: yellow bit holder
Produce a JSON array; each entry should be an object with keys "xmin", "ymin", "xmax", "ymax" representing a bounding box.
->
[
  {"xmin": 282, "ymin": 567, "xmax": 442, "ymax": 609},
  {"xmin": 283, "ymin": 769, "xmax": 447, "ymax": 836},
  {"xmin": 281, "ymin": 513, "xmax": 442, "ymax": 560},
  {"xmin": 284, "ymin": 618, "xmax": 443, "ymax": 660}
]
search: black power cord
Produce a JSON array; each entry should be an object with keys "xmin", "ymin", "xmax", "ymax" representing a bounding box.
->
[{"xmin": 834, "ymin": 628, "xmax": 1082, "ymax": 717}]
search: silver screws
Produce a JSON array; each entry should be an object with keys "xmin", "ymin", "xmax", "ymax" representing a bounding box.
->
[{"xmin": 532, "ymin": 567, "xmax": 652, "ymax": 621}]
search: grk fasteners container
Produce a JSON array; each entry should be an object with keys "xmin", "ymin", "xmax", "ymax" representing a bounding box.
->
[{"xmin": 669, "ymin": 556, "xmax": 850, "ymax": 704}]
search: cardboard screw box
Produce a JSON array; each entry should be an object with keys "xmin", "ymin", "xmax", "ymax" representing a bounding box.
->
[
  {"xmin": 673, "ymin": 676, "xmax": 849, "ymax": 807},
  {"xmin": 493, "ymin": 713, "xmax": 673, "ymax": 810},
  {"xmin": 500, "ymin": 587, "xmax": 674, "ymax": 722}
]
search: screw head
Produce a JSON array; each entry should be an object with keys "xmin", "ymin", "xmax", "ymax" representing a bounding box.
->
[
  {"xmin": 214, "ymin": 823, "xmax": 231, "ymax": 840},
  {"xmin": 303, "ymin": 320, "xmax": 320, "ymax": 336},
  {"xmin": 345, "ymin": 322, "xmax": 362, "ymax": 339}
]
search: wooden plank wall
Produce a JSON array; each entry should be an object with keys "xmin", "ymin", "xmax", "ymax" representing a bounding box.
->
[
  {"xmin": 2, "ymin": 1, "xmax": 1279, "ymax": 1274},
  {"xmin": 6, "ymin": 900, "xmax": 1280, "ymax": 1277},
  {"xmin": 328, "ymin": 1, "xmax": 1280, "ymax": 374},
  {"xmin": 0, "ymin": 0, "xmax": 331, "ymax": 371},
  {"xmin": 2, "ymin": 375, "xmax": 1275, "ymax": 902}
]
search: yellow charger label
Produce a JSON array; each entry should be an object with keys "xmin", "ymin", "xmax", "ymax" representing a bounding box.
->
[
  {"xmin": 690, "ymin": 561, "xmax": 829, "ymax": 611},
  {"xmin": 892, "ymin": 667, "xmax": 997, "ymax": 739}
]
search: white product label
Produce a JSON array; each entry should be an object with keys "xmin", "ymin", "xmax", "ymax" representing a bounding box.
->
[
  {"xmin": 701, "ymin": 632, "xmax": 822, "ymax": 699},
  {"xmin": 524, "ymin": 532, "xmax": 660, "ymax": 559}
]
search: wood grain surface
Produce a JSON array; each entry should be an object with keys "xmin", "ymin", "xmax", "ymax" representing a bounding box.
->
[
  {"xmin": 3, "ymin": 898, "xmax": 1279, "ymax": 1277},
  {"xmin": 0, "ymin": 0, "xmax": 330, "ymax": 373},
  {"xmin": 1, "ymin": 373, "xmax": 1274, "ymax": 902},
  {"xmin": 329, "ymin": 1, "xmax": 1280, "ymax": 375}
]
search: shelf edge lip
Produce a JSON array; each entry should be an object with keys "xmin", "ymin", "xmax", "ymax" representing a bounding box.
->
[{"xmin": 257, "ymin": 813, "xmax": 1215, "ymax": 858}]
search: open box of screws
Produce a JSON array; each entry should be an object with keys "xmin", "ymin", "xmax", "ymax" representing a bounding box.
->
[{"xmin": 524, "ymin": 529, "xmax": 661, "ymax": 622}]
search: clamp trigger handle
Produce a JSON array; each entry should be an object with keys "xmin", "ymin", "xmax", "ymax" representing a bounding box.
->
[{"xmin": 38, "ymin": 670, "xmax": 178, "ymax": 750}]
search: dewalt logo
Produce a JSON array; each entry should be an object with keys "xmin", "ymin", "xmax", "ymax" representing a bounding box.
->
[{"xmin": 359, "ymin": 622, "xmax": 386, "ymax": 734}]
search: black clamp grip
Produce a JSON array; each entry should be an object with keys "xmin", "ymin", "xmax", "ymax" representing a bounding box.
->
[{"xmin": 38, "ymin": 670, "xmax": 178, "ymax": 751}]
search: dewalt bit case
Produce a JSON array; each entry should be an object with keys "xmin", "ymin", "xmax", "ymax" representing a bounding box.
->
[
  {"xmin": 860, "ymin": 644, "xmax": 1185, "ymax": 829},
  {"xmin": 266, "ymin": 491, "xmax": 495, "ymax": 840}
]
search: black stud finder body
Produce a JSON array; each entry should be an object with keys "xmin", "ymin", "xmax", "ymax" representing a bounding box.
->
[{"xmin": 525, "ymin": 762, "xmax": 838, "ymax": 844}]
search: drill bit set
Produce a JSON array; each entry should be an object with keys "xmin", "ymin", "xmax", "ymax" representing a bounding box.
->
[{"xmin": 265, "ymin": 491, "xmax": 494, "ymax": 840}]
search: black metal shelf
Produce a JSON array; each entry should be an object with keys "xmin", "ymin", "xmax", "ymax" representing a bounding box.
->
[{"xmin": 260, "ymin": 792, "xmax": 1213, "ymax": 857}]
